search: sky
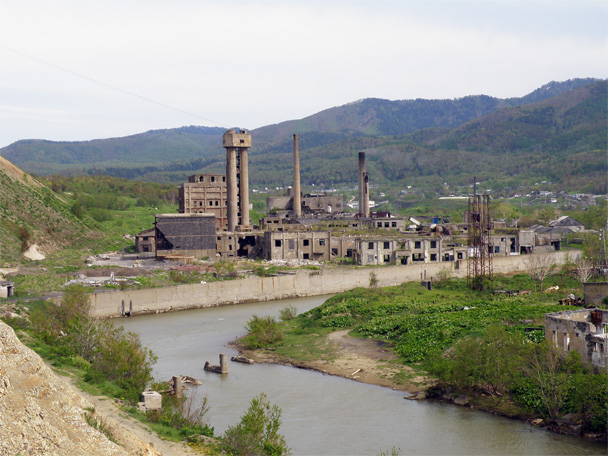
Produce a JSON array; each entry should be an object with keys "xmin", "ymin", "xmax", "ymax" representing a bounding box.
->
[{"xmin": 0, "ymin": 0, "xmax": 606, "ymax": 148}]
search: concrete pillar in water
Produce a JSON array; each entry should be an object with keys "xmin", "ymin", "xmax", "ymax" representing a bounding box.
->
[
  {"xmin": 293, "ymin": 134, "xmax": 302, "ymax": 218},
  {"xmin": 220, "ymin": 353, "xmax": 228, "ymax": 374},
  {"xmin": 173, "ymin": 375, "xmax": 183, "ymax": 398}
]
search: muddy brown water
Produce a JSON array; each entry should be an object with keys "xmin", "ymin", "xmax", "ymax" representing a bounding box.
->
[{"xmin": 120, "ymin": 296, "xmax": 605, "ymax": 455}]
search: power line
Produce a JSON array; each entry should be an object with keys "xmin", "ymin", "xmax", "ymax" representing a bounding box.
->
[{"xmin": 0, "ymin": 44, "xmax": 231, "ymax": 128}]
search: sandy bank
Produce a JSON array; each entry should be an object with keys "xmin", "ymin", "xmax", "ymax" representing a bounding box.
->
[{"xmin": 229, "ymin": 329, "xmax": 429, "ymax": 395}]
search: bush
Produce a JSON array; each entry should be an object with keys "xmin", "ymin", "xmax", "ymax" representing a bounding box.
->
[
  {"xmin": 222, "ymin": 393, "xmax": 289, "ymax": 455},
  {"xmin": 279, "ymin": 305, "xmax": 297, "ymax": 321},
  {"xmin": 29, "ymin": 285, "xmax": 156, "ymax": 401},
  {"xmin": 243, "ymin": 315, "xmax": 284, "ymax": 349}
]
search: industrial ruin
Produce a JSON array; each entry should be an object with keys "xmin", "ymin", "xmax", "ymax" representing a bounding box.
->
[{"xmin": 136, "ymin": 129, "xmax": 565, "ymax": 267}]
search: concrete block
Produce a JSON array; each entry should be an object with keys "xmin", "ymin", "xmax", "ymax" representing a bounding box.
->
[{"xmin": 140, "ymin": 391, "xmax": 162, "ymax": 411}]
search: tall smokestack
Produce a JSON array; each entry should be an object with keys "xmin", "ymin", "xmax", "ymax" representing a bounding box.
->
[
  {"xmin": 359, "ymin": 152, "xmax": 369, "ymax": 217},
  {"xmin": 223, "ymin": 129, "xmax": 252, "ymax": 230},
  {"xmin": 293, "ymin": 134, "xmax": 301, "ymax": 218}
]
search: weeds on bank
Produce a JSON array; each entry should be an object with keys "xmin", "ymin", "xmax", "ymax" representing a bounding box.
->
[{"xmin": 84, "ymin": 410, "xmax": 118, "ymax": 444}]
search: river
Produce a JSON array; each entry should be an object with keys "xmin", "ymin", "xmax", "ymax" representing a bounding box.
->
[{"xmin": 120, "ymin": 296, "xmax": 604, "ymax": 455}]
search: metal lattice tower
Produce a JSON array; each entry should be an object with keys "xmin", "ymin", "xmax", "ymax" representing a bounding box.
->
[{"xmin": 467, "ymin": 194, "xmax": 493, "ymax": 290}]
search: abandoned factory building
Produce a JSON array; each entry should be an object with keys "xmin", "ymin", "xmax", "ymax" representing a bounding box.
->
[
  {"xmin": 137, "ymin": 129, "xmax": 568, "ymax": 266},
  {"xmin": 545, "ymin": 308, "xmax": 608, "ymax": 368},
  {"xmin": 155, "ymin": 213, "xmax": 216, "ymax": 259}
]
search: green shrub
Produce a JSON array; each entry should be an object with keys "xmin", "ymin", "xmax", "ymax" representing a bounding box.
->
[
  {"xmin": 243, "ymin": 315, "xmax": 284, "ymax": 349},
  {"xmin": 222, "ymin": 393, "xmax": 289, "ymax": 456},
  {"xmin": 28, "ymin": 285, "xmax": 156, "ymax": 401},
  {"xmin": 279, "ymin": 305, "xmax": 297, "ymax": 321}
]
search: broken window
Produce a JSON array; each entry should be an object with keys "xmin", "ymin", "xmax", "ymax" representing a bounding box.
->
[
  {"xmin": 457, "ymin": 252, "xmax": 463, "ymax": 259},
  {"xmin": 414, "ymin": 241, "xmax": 421, "ymax": 249},
  {"xmin": 303, "ymin": 253, "xmax": 309, "ymax": 260},
  {"xmin": 383, "ymin": 254, "xmax": 391, "ymax": 263},
  {"xmin": 430, "ymin": 253, "xmax": 437, "ymax": 261},
  {"xmin": 303, "ymin": 239, "xmax": 310, "ymax": 246},
  {"xmin": 385, "ymin": 222, "xmax": 389, "ymax": 228},
  {"xmin": 383, "ymin": 241, "xmax": 390, "ymax": 249},
  {"xmin": 430, "ymin": 241, "xmax": 437, "ymax": 249},
  {"xmin": 275, "ymin": 240, "xmax": 282, "ymax": 247},
  {"xmin": 368, "ymin": 242, "xmax": 374, "ymax": 249},
  {"xmin": 331, "ymin": 248, "xmax": 338, "ymax": 256},
  {"xmin": 392, "ymin": 222, "xmax": 397, "ymax": 228},
  {"xmin": 377, "ymin": 222, "xmax": 382, "ymax": 228},
  {"xmin": 319, "ymin": 239, "xmax": 326, "ymax": 246}
]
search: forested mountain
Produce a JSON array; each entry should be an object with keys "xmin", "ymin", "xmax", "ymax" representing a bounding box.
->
[{"xmin": 0, "ymin": 78, "xmax": 604, "ymax": 194}]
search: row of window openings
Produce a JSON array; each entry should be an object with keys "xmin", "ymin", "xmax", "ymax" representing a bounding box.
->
[
  {"xmin": 367, "ymin": 240, "xmax": 438, "ymax": 250},
  {"xmin": 274, "ymin": 239, "xmax": 326, "ymax": 248},
  {"xmin": 552, "ymin": 330, "xmax": 604, "ymax": 354},
  {"xmin": 376, "ymin": 222, "xmax": 398, "ymax": 228},
  {"xmin": 196, "ymin": 201, "xmax": 223, "ymax": 207}
]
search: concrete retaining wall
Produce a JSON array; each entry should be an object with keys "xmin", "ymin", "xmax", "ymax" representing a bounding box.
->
[{"xmin": 90, "ymin": 251, "xmax": 578, "ymax": 318}]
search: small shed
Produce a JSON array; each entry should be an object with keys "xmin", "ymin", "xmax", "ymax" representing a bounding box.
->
[{"xmin": 0, "ymin": 281, "xmax": 15, "ymax": 298}]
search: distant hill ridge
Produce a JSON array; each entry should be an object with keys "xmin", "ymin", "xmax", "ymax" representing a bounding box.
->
[{"xmin": 0, "ymin": 78, "xmax": 604, "ymax": 194}]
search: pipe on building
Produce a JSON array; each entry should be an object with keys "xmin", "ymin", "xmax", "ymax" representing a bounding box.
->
[{"xmin": 293, "ymin": 134, "xmax": 302, "ymax": 218}]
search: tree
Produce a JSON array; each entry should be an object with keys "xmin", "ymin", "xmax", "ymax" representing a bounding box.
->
[
  {"xmin": 222, "ymin": 393, "xmax": 289, "ymax": 455},
  {"xmin": 525, "ymin": 253, "xmax": 555, "ymax": 292},
  {"xmin": 573, "ymin": 256, "xmax": 594, "ymax": 283}
]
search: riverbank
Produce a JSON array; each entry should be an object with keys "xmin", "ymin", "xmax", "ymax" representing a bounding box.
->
[
  {"xmin": 83, "ymin": 250, "xmax": 577, "ymax": 318},
  {"xmin": 229, "ymin": 329, "xmax": 429, "ymax": 395},
  {"xmin": 231, "ymin": 329, "xmax": 607, "ymax": 444}
]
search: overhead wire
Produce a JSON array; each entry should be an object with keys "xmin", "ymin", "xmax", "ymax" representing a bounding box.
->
[{"xmin": 0, "ymin": 44, "xmax": 231, "ymax": 128}]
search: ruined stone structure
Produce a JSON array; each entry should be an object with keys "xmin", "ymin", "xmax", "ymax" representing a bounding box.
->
[
  {"xmin": 353, "ymin": 236, "xmax": 464, "ymax": 266},
  {"xmin": 263, "ymin": 231, "xmax": 355, "ymax": 261},
  {"xmin": 178, "ymin": 173, "xmax": 227, "ymax": 230},
  {"xmin": 266, "ymin": 193, "xmax": 344, "ymax": 215},
  {"xmin": 223, "ymin": 129, "xmax": 252, "ymax": 231},
  {"xmin": 135, "ymin": 228, "xmax": 156, "ymax": 253},
  {"xmin": 0, "ymin": 280, "xmax": 15, "ymax": 298},
  {"xmin": 584, "ymin": 282, "xmax": 608, "ymax": 307},
  {"xmin": 545, "ymin": 309, "xmax": 608, "ymax": 368},
  {"xmin": 155, "ymin": 213, "xmax": 216, "ymax": 259}
]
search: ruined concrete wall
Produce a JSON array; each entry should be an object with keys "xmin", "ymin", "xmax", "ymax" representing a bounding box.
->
[
  {"xmin": 584, "ymin": 282, "xmax": 608, "ymax": 306},
  {"xmin": 545, "ymin": 308, "xmax": 608, "ymax": 368},
  {"xmin": 89, "ymin": 250, "xmax": 577, "ymax": 318}
]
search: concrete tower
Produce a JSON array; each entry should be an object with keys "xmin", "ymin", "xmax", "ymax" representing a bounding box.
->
[
  {"xmin": 358, "ymin": 152, "xmax": 369, "ymax": 217},
  {"xmin": 293, "ymin": 134, "xmax": 302, "ymax": 218},
  {"xmin": 223, "ymin": 129, "xmax": 252, "ymax": 231}
]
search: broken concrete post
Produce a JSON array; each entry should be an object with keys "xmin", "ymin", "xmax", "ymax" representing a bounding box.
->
[
  {"xmin": 173, "ymin": 375, "xmax": 183, "ymax": 399},
  {"xmin": 138, "ymin": 391, "xmax": 162, "ymax": 412},
  {"xmin": 220, "ymin": 354, "xmax": 228, "ymax": 374}
]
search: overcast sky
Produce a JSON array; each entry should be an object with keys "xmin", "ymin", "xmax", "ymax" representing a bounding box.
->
[{"xmin": 0, "ymin": 0, "xmax": 606, "ymax": 148}]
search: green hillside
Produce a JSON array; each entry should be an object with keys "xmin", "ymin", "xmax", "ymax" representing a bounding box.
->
[
  {"xmin": 0, "ymin": 157, "xmax": 88, "ymax": 265},
  {"xmin": 249, "ymin": 80, "xmax": 607, "ymax": 194},
  {"xmin": 0, "ymin": 78, "xmax": 600, "ymax": 182}
]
